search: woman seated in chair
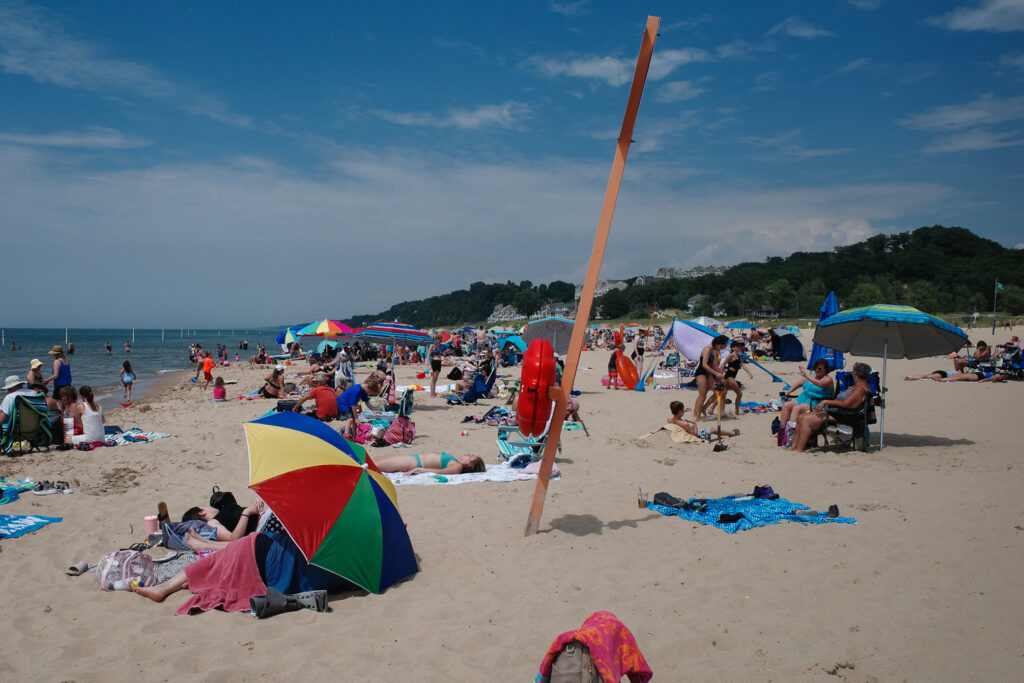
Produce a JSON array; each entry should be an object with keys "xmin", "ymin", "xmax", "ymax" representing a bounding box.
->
[
  {"xmin": 953, "ymin": 341, "xmax": 990, "ymax": 372},
  {"xmin": 788, "ymin": 362, "xmax": 872, "ymax": 453},
  {"xmin": 777, "ymin": 359, "xmax": 834, "ymax": 432}
]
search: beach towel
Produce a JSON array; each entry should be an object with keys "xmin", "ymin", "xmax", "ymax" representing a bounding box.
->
[
  {"xmin": 537, "ymin": 610, "xmax": 652, "ymax": 683},
  {"xmin": 0, "ymin": 477, "xmax": 37, "ymax": 504},
  {"xmin": 383, "ymin": 461, "xmax": 558, "ymax": 486},
  {"xmin": 637, "ymin": 423, "xmax": 702, "ymax": 443},
  {"xmin": 739, "ymin": 401, "xmax": 777, "ymax": 414},
  {"xmin": 176, "ymin": 533, "xmax": 266, "ymax": 615},
  {"xmin": 106, "ymin": 428, "xmax": 173, "ymax": 446},
  {"xmin": 649, "ymin": 495, "xmax": 856, "ymax": 534},
  {"xmin": 0, "ymin": 514, "xmax": 62, "ymax": 538}
]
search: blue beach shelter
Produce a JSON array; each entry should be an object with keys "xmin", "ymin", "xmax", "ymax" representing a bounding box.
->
[{"xmin": 807, "ymin": 292, "xmax": 844, "ymax": 371}]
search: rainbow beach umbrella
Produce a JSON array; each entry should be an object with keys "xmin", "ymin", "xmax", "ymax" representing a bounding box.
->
[
  {"xmin": 296, "ymin": 319, "xmax": 355, "ymax": 338},
  {"xmin": 243, "ymin": 411, "xmax": 418, "ymax": 594}
]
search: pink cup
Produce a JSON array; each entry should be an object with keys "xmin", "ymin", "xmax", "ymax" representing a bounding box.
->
[{"xmin": 144, "ymin": 515, "xmax": 159, "ymax": 534}]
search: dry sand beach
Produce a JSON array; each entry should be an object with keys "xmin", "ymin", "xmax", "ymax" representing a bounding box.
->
[{"xmin": 1, "ymin": 332, "xmax": 1022, "ymax": 681}]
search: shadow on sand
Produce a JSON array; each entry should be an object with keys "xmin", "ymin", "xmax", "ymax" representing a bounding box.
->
[
  {"xmin": 874, "ymin": 433, "xmax": 976, "ymax": 448},
  {"xmin": 541, "ymin": 512, "xmax": 663, "ymax": 537}
]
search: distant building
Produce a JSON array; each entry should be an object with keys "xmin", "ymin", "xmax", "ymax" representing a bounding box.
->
[
  {"xmin": 656, "ymin": 265, "xmax": 726, "ymax": 279},
  {"xmin": 574, "ymin": 279, "xmax": 628, "ymax": 300},
  {"xmin": 487, "ymin": 304, "xmax": 521, "ymax": 323},
  {"xmin": 632, "ymin": 274, "xmax": 664, "ymax": 286},
  {"xmin": 532, "ymin": 302, "xmax": 575, "ymax": 319}
]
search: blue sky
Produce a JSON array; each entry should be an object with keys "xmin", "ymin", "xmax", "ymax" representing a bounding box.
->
[{"xmin": 2, "ymin": 0, "xmax": 1022, "ymax": 327}]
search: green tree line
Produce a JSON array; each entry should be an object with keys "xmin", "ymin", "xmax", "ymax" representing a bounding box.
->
[
  {"xmin": 340, "ymin": 226, "xmax": 1023, "ymax": 328},
  {"xmin": 595, "ymin": 226, "xmax": 1024, "ymax": 319},
  {"xmin": 340, "ymin": 280, "xmax": 575, "ymax": 329}
]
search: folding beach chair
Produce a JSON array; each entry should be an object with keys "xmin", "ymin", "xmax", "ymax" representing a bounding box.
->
[
  {"xmin": 1, "ymin": 395, "xmax": 54, "ymax": 456},
  {"xmin": 446, "ymin": 370, "xmax": 497, "ymax": 405},
  {"xmin": 495, "ymin": 424, "xmax": 561, "ymax": 462},
  {"xmin": 816, "ymin": 371, "xmax": 883, "ymax": 452}
]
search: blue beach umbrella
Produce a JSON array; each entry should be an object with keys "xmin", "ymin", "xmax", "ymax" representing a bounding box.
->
[
  {"xmin": 813, "ymin": 304, "xmax": 968, "ymax": 449},
  {"xmin": 725, "ymin": 320, "xmax": 756, "ymax": 330},
  {"xmin": 807, "ymin": 291, "xmax": 844, "ymax": 371}
]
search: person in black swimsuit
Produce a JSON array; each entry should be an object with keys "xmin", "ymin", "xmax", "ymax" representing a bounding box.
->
[
  {"xmin": 693, "ymin": 335, "xmax": 729, "ymax": 420},
  {"xmin": 717, "ymin": 342, "xmax": 754, "ymax": 416},
  {"xmin": 428, "ymin": 336, "xmax": 443, "ymax": 397}
]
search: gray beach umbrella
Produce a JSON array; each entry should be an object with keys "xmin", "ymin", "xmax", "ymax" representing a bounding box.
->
[{"xmin": 521, "ymin": 317, "xmax": 575, "ymax": 356}]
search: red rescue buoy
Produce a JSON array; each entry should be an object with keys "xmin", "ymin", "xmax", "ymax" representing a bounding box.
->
[
  {"xmin": 517, "ymin": 338, "xmax": 557, "ymax": 437},
  {"xmin": 615, "ymin": 349, "xmax": 639, "ymax": 390}
]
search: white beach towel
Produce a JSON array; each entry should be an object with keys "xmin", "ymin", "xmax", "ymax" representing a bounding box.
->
[{"xmin": 383, "ymin": 461, "xmax": 559, "ymax": 486}]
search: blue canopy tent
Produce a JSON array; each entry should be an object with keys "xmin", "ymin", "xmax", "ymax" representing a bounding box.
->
[
  {"xmin": 501, "ymin": 335, "xmax": 527, "ymax": 352},
  {"xmin": 807, "ymin": 291, "xmax": 844, "ymax": 371},
  {"xmin": 777, "ymin": 332, "xmax": 806, "ymax": 362},
  {"xmin": 725, "ymin": 320, "xmax": 757, "ymax": 330}
]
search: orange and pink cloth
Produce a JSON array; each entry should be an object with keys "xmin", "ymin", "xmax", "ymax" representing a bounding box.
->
[{"xmin": 536, "ymin": 610, "xmax": 652, "ymax": 683}]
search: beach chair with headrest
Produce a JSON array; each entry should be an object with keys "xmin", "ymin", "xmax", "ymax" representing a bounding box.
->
[
  {"xmin": 446, "ymin": 370, "xmax": 496, "ymax": 405},
  {"xmin": 816, "ymin": 371, "xmax": 882, "ymax": 452},
  {"xmin": 1, "ymin": 395, "xmax": 54, "ymax": 456}
]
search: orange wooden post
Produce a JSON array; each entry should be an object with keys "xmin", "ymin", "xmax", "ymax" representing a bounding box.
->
[{"xmin": 524, "ymin": 16, "xmax": 659, "ymax": 536}]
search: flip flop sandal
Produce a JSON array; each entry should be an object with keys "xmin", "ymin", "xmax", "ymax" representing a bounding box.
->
[
  {"xmin": 55, "ymin": 481, "xmax": 73, "ymax": 494},
  {"xmin": 152, "ymin": 550, "xmax": 179, "ymax": 564},
  {"xmin": 66, "ymin": 561, "xmax": 91, "ymax": 576},
  {"xmin": 32, "ymin": 481, "xmax": 58, "ymax": 495}
]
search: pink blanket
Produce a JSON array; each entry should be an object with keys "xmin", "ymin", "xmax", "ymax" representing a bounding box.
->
[
  {"xmin": 176, "ymin": 534, "xmax": 266, "ymax": 615},
  {"xmin": 537, "ymin": 611, "xmax": 652, "ymax": 683}
]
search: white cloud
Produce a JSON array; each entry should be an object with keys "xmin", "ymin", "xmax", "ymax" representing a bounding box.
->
[
  {"xmin": 372, "ymin": 101, "xmax": 532, "ymax": 130},
  {"xmin": 927, "ymin": 0, "xmax": 1024, "ymax": 32},
  {"xmin": 0, "ymin": 143, "xmax": 954, "ymax": 326},
  {"xmin": 838, "ymin": 58, "xmax": 871, "ymax": 73},
  {"xmin": 740, "ymin": 129, "xmax": 850, "ymax": 161},
  {"xmin": 922, "ymin": 128, "xmax": 1024, "ymax": 153},
  {"xmin": 849, "ymin": 0, "xmax": 883, "ymax": 9},
  {"xmin": 899, "ymin": 93, "xmax": 1024, "ymax": 130},
  {"xmin": 0, "ymin": 126, "xmax": 149, "ymax": 149},
  {"xmin": 0, "ymin": 3, "xmax": 250, "ymax": 127},
  {"xmin": 766, "ymin": 16, "xmax": 834, "ymax": 39},
  {"xmin": 521, "ymin": 48, "xmax": 712, "ymax": 87},
  {"xmin": 548, "ymin": 0, "xmax": 589, "ymax": 17},
  {"xmin": 716, "ymin": 39, "xmax": 777, "ymax": 60},
  {"xmin": 752, "ymin": 70, "xmax": 783, "ymax": 92},
  {"xmin": 1000, "ymin": 52, "xmax": 1024, "ymax": 69},
  {"xmin": 654, "ymin": 79, "xmax": 708, "ymax": 103}
]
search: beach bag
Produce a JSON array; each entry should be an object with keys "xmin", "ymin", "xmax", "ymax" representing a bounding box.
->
[
  {"xmin": 209, "ymin": 485, "xmax": 237, "ymax": 510},
  {"xmin": 549, "ymin": 641, "xmax": 598, "ymax": 683},
  {"xmin": 96, "ymin": 550, "xmax": 155, "ymax": 591},
  {"xmin": 383, "ymin": 416, "xmax": 416, "ymax": 445},
  {"xmin": 447, "ymin": 367, "xmax": 463, "ymax": 381}
]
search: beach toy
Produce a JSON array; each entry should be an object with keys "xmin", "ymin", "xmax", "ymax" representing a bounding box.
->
[
  {"xmin": 517, "ymin": 338, "xmax": 556, "ymax": 438},
  {"xmin": 460, "ymin": 430, "xmax": 467, "ymax": 436},
  {"xmin": 144, "ymin": 515, "xmax": 158, "ymax": 534},
  {"xmin": 615, "ymin": 349, "xmax": 639, "ymax": 390}
]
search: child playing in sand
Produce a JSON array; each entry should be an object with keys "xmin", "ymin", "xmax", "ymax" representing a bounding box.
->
[
  {"xmin": 668, "ymin": 400, "xmax": 739, "ymax": 441},
  {"xmin": 212, "ymin": 376, "xmax": 226, "ymax": 401},
  {"xmin": 607, "ymin": 345, "xmax": 622, "ymax": 389},
  {"xmin": 202, "ymin": 351, "xmax": 215, "ymax": 390},
  {"xmin": 120, "ymin": 361, "xmax": 135, "ymax": 402}
]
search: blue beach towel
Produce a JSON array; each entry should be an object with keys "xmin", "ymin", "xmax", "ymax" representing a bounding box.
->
[
  {"xmin": 0, "ymin": 514, "xmax": 62, "ymax": 538},
  {"xmin": 649, "ymin": 495, "xmax": 855, "ymax": 534}
]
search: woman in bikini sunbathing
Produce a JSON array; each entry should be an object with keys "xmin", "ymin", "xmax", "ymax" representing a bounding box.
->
[
  {"xmin": 371, "ymin": 452, "xmax": 485, "ymax": 475},
  {"xmin": 259, "ymin": 366, "xmax": 286, "ymax": 398}
]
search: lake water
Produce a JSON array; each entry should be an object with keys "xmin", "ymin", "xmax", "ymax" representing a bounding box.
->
[{"xmin": 0, "ymin": 328, "xmax": 278, "ymax": 403}]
